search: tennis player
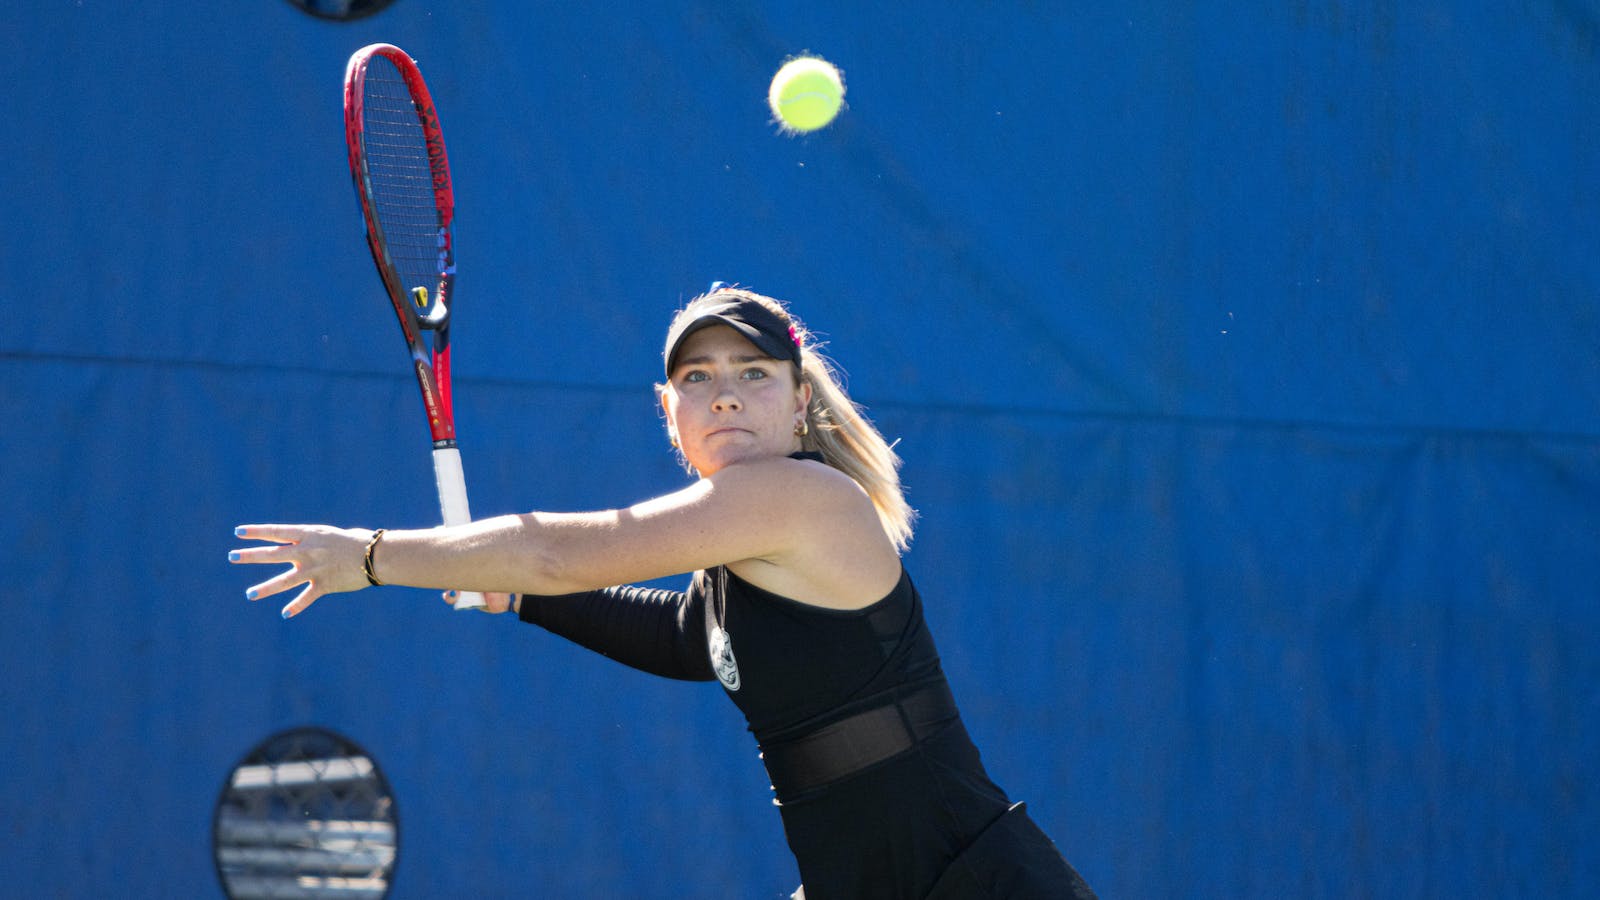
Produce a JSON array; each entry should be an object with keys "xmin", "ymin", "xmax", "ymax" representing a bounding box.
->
[{"xmin": 234, "ymin": 285, "xmax": 1096, "ymax": 899}]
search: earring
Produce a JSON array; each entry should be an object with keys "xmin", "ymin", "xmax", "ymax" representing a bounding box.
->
[
  {"xmin": 794, "ymin": 419, "xmax": 809, "ymax": 437},
  {"xmin": 668, "ymin": 432, "xmax": 680, "ymax": 449}
]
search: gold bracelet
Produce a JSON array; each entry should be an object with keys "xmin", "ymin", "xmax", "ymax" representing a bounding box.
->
[{"xmin": 362, "ymin": 529, "xmax": 387, "ymax": 586}]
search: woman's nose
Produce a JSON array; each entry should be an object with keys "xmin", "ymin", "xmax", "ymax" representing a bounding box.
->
[{"xmin": 711, "ymin": 384, "xmax": 742, "ymax": 412}]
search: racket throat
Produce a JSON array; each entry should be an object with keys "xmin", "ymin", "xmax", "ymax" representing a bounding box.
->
[{"xmin": 419, "ymin": 298, "xmax": 450, "ymax": 329}]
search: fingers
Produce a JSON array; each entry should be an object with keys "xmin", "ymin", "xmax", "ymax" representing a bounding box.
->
[
  {"xmin": 233, "ymin": 524, "xmax": 307, "ymax": 544},
  {"xmin": 228, "ymin": 545, "xmax": 289, "ymax": 565},
  {"xmin": 243, "ymin": 564, "xmax": 305, "ymax": 603},
  {"xmin": 234, "ymin": 523, "xmax": 438, "ymax": 620},
  {"xmin": 229, "ymin": 526, "xmax": 298, "ymax": 571},
  {"xmin": 231, "ymin": 523, "xmax": 353, "ymax": 619},
  {"xmin": 231, "ymin": 529, "xmax": 305, "ymax": 602},
  {"xmin": 279, "ymin": 583, "xmax": 322, "ymax": 620}
]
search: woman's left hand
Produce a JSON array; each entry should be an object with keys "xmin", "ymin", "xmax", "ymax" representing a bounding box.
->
[
  {"xmin": 442, "ymin": 590, "xmax": 517, "ymax": 614},
  {"xmin": 231, "ymin": 524, "xmax": 374, "ymax": 619}
]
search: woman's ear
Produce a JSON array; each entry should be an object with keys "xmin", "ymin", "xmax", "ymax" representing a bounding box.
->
[{"xmin": 659, "ymin": 384, "xmax": 680, "ymax": 442}]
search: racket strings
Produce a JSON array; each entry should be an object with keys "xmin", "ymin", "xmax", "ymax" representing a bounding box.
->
[{"xmin": 360, "ymin": 61, "xmax": 448, "ymax": 295}]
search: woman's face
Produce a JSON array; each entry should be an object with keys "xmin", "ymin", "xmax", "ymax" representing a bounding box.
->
[{"xmin": 661, "ymin": 325, "xmax": 810, "ymax": 476}]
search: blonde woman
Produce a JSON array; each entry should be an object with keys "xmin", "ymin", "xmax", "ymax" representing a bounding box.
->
[{"xmin": 233, "ymin": 285, "xmax": 1095, "ymax": 899}]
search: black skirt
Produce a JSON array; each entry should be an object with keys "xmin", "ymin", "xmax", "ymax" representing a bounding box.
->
[
  {"xmin": 924, "ymin": 801, "xmax": 1097, "ymax": 899},
  {"xmin": 776, "ymin": 720, "xmax": 1096, "ymax": 899}
]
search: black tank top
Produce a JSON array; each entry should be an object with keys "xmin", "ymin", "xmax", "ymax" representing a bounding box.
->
[
  {"xmin": 693, "ymin": 564, "xmax": 1021, "ymax": 898},
  {"xmin": 692, "ymin": 564, "xmax": 945, "ymax": 742}
]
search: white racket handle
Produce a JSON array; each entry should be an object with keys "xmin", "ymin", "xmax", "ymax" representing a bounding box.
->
[{"xmin": 432, "ymin": 445, "xmax": 487, "ymax": 611}]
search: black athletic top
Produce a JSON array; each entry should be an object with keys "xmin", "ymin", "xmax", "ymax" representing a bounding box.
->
[
  {"xmin": 510, "ymin": 558, "xmax": 951, "ymax": 742},
  {"xmin": 701, "ymin": 564, "xmax": 945, "ymax": 737}
]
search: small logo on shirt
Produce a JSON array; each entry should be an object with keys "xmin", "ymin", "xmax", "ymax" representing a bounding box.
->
[{"xmin": 709, "ymin": 624, "xmax": 741, "ymax": 692}]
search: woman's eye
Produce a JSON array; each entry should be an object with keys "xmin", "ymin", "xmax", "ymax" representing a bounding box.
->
[
  {"xmin": 683, "ymin": 371, "xmax": 709, "ymax": 383},
  {"xmin": 742, "ymin": 368, "xmax": 768, "ymax": 380}
]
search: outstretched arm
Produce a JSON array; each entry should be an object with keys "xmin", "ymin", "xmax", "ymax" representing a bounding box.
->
[{"xmin": 231, "ymin": 455, "xmax": 890, "ymax": 618}]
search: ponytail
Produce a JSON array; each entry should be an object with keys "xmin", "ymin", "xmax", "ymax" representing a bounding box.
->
[{"xmin": 796, "ymin": 337, "xmax": 916, "ymax": 551}]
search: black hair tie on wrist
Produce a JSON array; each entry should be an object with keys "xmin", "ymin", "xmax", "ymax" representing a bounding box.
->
[{"xmin": 363, "ymin": 529, "xmax": 386, "ymax": 587}]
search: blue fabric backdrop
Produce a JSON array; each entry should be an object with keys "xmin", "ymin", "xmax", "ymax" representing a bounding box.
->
[{"xmin": 3, "ymin": 2, "xmax": 1596, "ymax": 897}]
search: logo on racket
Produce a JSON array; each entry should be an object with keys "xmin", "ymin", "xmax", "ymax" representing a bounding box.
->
[{"xmin": 709, "ymin": 624, "xmax": 740, "ymax": 692}]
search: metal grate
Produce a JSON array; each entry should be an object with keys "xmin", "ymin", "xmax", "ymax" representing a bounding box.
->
[
  {"xmin": 213, "ymin": 727, "xmax": 398, "ymax": 899},
  {"xmin": 284, "ymin": 0, "xmax": 399, "ymax": 22}
]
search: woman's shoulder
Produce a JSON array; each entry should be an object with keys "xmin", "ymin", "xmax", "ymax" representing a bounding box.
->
[
  {"xmin": 716, "ymin": 456, "xmax": 901, "ymax": 608},
  {"xmin": 714, "ymin": 455, "xmax": 883, "ymax": 540},
  {"xmin": 710, "ymin": 454, "xmax": 871, "ymax": 502}
]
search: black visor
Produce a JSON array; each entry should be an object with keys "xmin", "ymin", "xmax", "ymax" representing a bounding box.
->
[{"xmin": 663, "ymin": 296, "xmax": 802, "ymax": 378}]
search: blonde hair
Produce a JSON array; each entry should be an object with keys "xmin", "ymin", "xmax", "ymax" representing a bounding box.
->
[{"xmin": 661, "ymin": 287, "xmax": 916, "ymax": 551}]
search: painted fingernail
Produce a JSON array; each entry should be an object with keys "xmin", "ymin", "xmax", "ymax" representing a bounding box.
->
[
  {"xmin": 235, "ymin": 526, "xmax": 247, "ymax": 537},
  {"xmin": 228, "ymin": 551, "xmax": 240, "ymax": 562},
  {"xmin": 446, "ymin": 590, "xmax": 458, "ymax": 599},
  {"xmin": 281, "ymin": 608, "xmax": 291, "ymax": 620},
  {"xmin": 246, "ymin": 588, "xmax": 258, "ymax": 601}
]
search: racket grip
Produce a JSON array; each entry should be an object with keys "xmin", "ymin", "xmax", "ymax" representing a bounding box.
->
[{"xmin": 432, "ymin": 446, "xmax": 488, "ymax": 611}]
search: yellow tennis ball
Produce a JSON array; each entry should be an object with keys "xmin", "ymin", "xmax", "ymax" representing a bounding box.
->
[{"xmin": 768, "ymin": 56, "xmax": 845, "ymax": 134}]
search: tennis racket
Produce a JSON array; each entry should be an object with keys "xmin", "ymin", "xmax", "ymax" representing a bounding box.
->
[{"xmin": 344, "ymin": 43, "xmax": 485, "ymax": 610}]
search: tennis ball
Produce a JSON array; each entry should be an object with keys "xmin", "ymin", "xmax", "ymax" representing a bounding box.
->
[{"xmin": 768, "ymin": 56, "xmax": 845, "ymax": 134}]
